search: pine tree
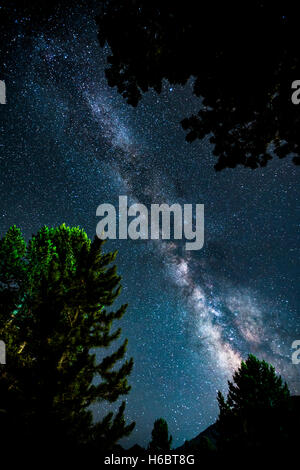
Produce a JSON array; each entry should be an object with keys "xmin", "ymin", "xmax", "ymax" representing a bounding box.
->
[
  {"xmin": 0, "ymin": 224, "xmax": 134, "ymax": 452},
  {"xmin": 148, "ymin": 418, "xmax": 172, "ymax": 452},
  {"xmin": 217, "ymin": 354, "xmax": 290, "ymax": 452}
]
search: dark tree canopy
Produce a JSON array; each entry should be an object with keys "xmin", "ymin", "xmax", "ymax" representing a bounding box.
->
[
  {"xmin": 0, "ymin": 224, "xmax": 134, "ymax": 452},
  {"xmin": 217, "ymin": 354, "xmax": 290, "ymax": 451},
  {"xmin": 97, "ymin": 1, "xmax": 300, "ymax": 170},
  {"xmin": 148, "ymin": 418, "xmax": 172, "ymax": 452}
]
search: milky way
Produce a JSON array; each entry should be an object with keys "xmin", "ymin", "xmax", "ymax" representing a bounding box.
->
[{"xmin": 0, "ymin": 3, "xmax": 299, "ymax": 447}]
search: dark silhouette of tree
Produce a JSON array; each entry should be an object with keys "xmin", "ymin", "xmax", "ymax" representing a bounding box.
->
[
  {"xmin": 0, "ymin": 224, "xmax": 134, "ymax": 452},
  {"xmin": 217, "ymin": 354, "xmax": 290, "ymax": 452},
  {"xmin": 96, "ymin": 2, "xmax": 300, "ymax": 170},
  {"xmin": 148, "ymin": 418, "xmax": 172, "ymax": 452}
]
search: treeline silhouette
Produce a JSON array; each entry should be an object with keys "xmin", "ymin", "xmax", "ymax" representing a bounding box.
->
[{"xmin": 0, "ymin": 225, "xmax": 298, "ymax": 464}]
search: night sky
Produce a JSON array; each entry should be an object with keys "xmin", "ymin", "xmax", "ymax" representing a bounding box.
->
[{"xmin": 0, "ymin": 3, "xmax": 299, "ymax": 448}]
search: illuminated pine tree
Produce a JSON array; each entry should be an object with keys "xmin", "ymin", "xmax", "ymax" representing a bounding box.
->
[{"xmin": 0, "ymin": 224, "xmax": 134, "ymax": 451}]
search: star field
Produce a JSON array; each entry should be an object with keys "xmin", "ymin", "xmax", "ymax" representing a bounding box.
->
[{"xmin": 0, "ymin": 2, "xmax": 299, "ymax": 447}]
